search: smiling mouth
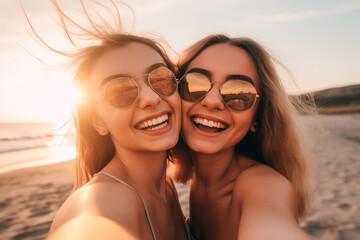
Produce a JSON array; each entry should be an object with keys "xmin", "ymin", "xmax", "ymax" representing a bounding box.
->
[
  {"xmin": 136, "ymin": 113, "xmax": 170, "ymax": 130},
  {"xmin": 191, "ymin": 116, "xmax": 228, "ymax": 132}
]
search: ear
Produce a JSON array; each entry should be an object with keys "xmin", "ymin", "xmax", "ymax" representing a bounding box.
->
[
  {"xmin": 250, "ymin": 121, "xmax": 258, "ymax": 133},
  {"xmin": 92, "ymin": 115, "xmax": 109, "ymax": 136}
]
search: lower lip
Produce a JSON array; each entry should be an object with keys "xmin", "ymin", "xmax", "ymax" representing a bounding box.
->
[
  {"xmin": 190, "ymin": 119, "xmax": 225, "ymax": 137},
  {"xmin": 137, "ymin": 116, "xmax": 173, "ymax": 136}
]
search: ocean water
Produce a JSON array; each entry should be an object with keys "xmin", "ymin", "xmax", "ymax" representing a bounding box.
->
[{"xmin": 0, "ymin": 122, "xmax": 76, "ymax": 173}]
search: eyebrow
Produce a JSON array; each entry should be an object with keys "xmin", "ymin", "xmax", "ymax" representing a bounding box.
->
[
  {"xmin": 100, "ymin": 62, "xmax": 167, "ymax": 89},
  {"xmin": 226, "ymin": 75, "xmax": 255, "ymax": 85},
  {"xmin": 187, "ymin": 68, "xmax": 212, "ymax": 78},
  {"xmin": 187, "ymin": 67, "xmax": 255, "ymax": 85}
]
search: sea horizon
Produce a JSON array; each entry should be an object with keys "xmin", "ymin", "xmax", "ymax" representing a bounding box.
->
[{"xmin": 0, "ymin": 122, "xmax": 75, "ymax": 174}]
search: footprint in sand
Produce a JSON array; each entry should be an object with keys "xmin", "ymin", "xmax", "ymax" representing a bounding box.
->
[{"xmin": 338, "ymin": 203, "xmax": 352, "ymax": 211}]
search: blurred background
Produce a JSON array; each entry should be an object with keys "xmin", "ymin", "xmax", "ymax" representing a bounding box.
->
[{"xmin": 0, "ymin": 0, "xmax": 359, "ymax": 239}]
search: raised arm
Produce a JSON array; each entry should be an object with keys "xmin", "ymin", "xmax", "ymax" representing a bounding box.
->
[
  {"xmin": 48, "ymin": 215, "xmax": 138, "ymax": 240},
  {"xmin": 235, "ymin": 165, "xmax": 312, "ymax": 240},
  {"xmin": 48, "ymin": 181, "xmax": 150, "ymax": 239}
]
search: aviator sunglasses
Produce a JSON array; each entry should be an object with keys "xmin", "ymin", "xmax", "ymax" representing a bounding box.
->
[
  {"xmin": 178, "ymin": 72, "xmax": 260, "ymax": 112},
  {"xmin": 98, "ymin": 67, "xmax": 177, "ymax": 108}
]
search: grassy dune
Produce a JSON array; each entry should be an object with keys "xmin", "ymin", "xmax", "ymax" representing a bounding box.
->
[{"xmin": 296, "ymin": 84, "xmax": 360, "ymax": 114}]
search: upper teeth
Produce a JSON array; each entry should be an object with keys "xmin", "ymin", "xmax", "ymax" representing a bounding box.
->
[
  {"xmin": 138, "ymin": 114, "xmax": 168, "ymax": 129},
  {"xmin": 193, "ymin": 117, "xmax": 226, "ymax": 129}
]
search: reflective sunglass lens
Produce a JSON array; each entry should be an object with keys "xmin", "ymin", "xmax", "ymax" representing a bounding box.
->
[
  {"xmin": 150, "ymin": 68, "xmax": 177, "ymax": 96},
  {"xmin": 178, "ymin": 73, "xmax": 211, "ymax": 101},
  {"xmin": 105, "ymin": 78, "xmax": 138, "ymax": 108},
  {"xmin": 221, "ymin": 80, "xmax": 257, "ymax": 111}
]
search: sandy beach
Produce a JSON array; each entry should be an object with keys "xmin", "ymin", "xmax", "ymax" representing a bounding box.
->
[
  {"xmin": 1, "ymin": 114, "xmax": 359, "ymax": 240},
  {"xmin": 299, "ymin": 114, "xmax": 360, "ymax": 239},
  {"xmin": 0, "ymin": 160, "xmax": 74, "ymax": 240}
]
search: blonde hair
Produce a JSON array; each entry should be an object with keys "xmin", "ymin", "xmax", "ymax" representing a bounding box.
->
[
  {"xmin": 171, "ymin": 34, "xmax": 314, "ymax": 219},
  {"xmin": 23, "ymin": 0, "xmax": 176, "ymax": 190}
]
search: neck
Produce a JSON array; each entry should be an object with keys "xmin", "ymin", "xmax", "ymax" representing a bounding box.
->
[
  {"xmin": 192, "ymin": 147, "xmax": 239, "ymax": 187},
  {"xmin": 104, "ymin": 148, "xmax": 168, "ymax": 199}
]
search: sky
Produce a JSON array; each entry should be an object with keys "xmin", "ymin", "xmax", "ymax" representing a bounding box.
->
[{"xmin": 0, "ymin": 0, "xmax": 359, "ymax": 123}]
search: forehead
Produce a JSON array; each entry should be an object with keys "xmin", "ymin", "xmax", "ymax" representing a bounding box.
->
[
  {"xmin": 89, "ymin": 42, "xmax": 166, "ymax": 88},
  {"xmin": 187, "ymin": 43, "xmax": 259, "ymax": 86}
]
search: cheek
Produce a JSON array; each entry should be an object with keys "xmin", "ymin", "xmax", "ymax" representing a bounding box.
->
[
  {"xmin": 170, "ymin": 93, "xmax": 182, "ymax": 112},
  {"xmin": 96, "ymin": 104, "xmax": 131, "ymax": 130},
  {"xmin": 166, "ymin": 94, "xmax": 182, "ymax": 121},
  {"xmin": 180, "ymin": 101, "xmax": 193, "ymax": 127},
  {"xmin": 180, "ymin": 100, "xmax": 192, "ymax": 116},
  {"xmin": 94, "ymin": 105, "xmax": 109, "ymax": 123},
  {"xmin": 232, "ymin": 110, "xmax": 257, "ymax": 130}
]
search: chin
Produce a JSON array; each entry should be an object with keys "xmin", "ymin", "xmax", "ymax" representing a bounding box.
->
[
  {"xmin": 186, "ymin": 141, "xmax": 222, "ymax": 154},
  {"xmin": 152, "ymin": 138, "xmax": 179, "ymax": 151}
]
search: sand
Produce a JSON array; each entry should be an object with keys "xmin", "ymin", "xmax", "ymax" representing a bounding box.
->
[
  {"xmin": 1, "ymin": 114, "xmax": 359, "ymax": 240},
  {"xmin": 0, "ymin": 161, "xmax": 74, "ymax": 240},
  {"xmin": 299, "ymin": 114, "xmax": 360, "ymax": 239}
]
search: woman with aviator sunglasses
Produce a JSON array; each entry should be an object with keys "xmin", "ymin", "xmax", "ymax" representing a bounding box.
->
[
  {"xmin": 24, "ymin": 1, "xmax": 190, "ymax": 239},
  {"xmin": 171, "ymin": 34, "xmax": 313, "ymax": 239}
]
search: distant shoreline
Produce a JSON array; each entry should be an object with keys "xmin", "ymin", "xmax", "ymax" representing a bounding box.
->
[
  {"xmin": 316, "ymin": 105, "xmax": 360, "ymax": 114},
  {"xmin": 295, "ymin": 83, "xmax": 360, "ymax": 115}
]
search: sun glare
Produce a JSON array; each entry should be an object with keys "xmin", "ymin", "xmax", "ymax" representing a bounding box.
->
[
  {"xmin": 49, "ymin": 80, "xmax": 83, "ymax": 125},
  {"xmin": 18, "ymin": 70, "xmax": 83, "ymax": 125},
  {"xmin": 65, "ymin": 82, "xmax": 83, "ymax": 111}
]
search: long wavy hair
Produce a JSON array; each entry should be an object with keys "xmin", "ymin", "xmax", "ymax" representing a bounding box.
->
[
  {"xmin": 23, "ymin": 0, "xmax": 176, "ymax": 190},
  {"xmin": 72, "ymin": 35, "xmax": 175, "ymax": 190},
  {"xmin": 171, "ymin": 34, "xmax": 314, "ymax": 219}
]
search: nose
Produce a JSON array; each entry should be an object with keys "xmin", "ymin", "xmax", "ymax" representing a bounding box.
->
[
  {"xmin": 200, "ymin": 84, "xmax": 224, "ymax": 111},
  {"xmin": 137, "ymin": 80, "xmax": 161, "ymax": 109}
]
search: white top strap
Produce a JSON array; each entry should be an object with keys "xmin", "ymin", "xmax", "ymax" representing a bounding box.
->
[{"xmin": 94, "ymin": 172, "xmax": 157, "ymax": 240}]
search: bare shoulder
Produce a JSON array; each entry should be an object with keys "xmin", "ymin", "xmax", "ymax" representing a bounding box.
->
[
  {"xmin": 49, "ymin": 215, "xmax": 138, "ymax": 240},
  {"xmin": 50, "ymin": 177, "xmax": 146, "ymax": 236},
  {"xmin": 233, "ymin": 162, "xmax": 311, "ymax": 240},
  {"xmin": 234, "ymin": 162, "xmax": 296, "ymax": 212}
]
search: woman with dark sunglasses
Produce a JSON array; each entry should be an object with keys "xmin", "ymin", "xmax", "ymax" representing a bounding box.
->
[
  {"xmin": 25, "ymin": 1, "xmax": 190, "ymax": 240},
  {"xmin": 171, "ymin": 34, "xmax": 313, "ymax": 240}
]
